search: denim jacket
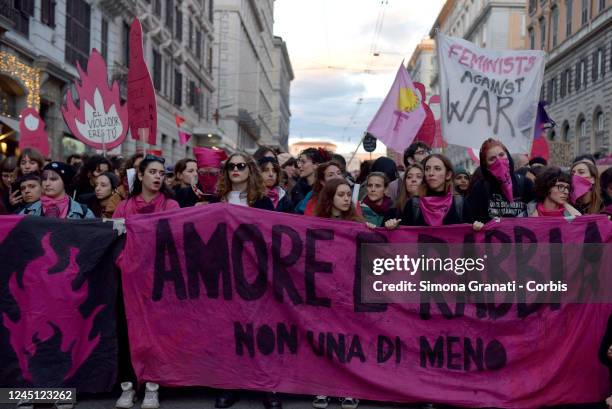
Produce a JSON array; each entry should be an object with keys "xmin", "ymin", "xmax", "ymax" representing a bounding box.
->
[{"xmin": 20, "ymin": 199, "xmax": 95, "ymax": 219}]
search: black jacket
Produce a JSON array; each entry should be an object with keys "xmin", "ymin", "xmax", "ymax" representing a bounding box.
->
[
  {"xmin": 173, "ymin": 186, "xmax": 199, "ymax": 208},
  {"xmin": 290, "ymin": 177, "xmax": 312, "ymax": 211},
  {"xmin": 253, "ymin": 196, "xmax": 274, "ymax": 210},
  {"xmin": 400, "ymin": 194, "xmax": 473, "ymax": 226}
]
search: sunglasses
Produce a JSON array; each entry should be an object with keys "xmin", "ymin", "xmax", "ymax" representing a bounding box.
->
[
  {"xmin": 227, "ymin": 162, "xmax": 248, "ymax": 171},
  {"xmin": 144, "ymin": 154, "xmax": 165, "ymax": 164}
]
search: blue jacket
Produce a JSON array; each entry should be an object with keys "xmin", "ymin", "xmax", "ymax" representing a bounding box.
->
[{"xmin": 20, "ymin": 199, "xmax": 95, "ymax": 219}]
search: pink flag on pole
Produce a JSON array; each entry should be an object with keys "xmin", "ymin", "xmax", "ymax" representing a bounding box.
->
[
  {"xmin": 366, "ymin": 63, "xmax": 426, "ymax": 153},
  {"xmin": 178, "ymin": 130, "xmax": 191, "ymax": 145}
]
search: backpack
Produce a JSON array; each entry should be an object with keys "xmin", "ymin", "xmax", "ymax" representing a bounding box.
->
[{"xmin": 411, "ymin": 195, "xmax": 465, "ymax": 224}]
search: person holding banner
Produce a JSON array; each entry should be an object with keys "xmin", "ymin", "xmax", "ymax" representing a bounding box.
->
[
  {"xmin": 393, "ymin": 163, "xmax": 424, "ymax": 216},
  {"xmin": 172, "ymin": 158, "xmax": 200, "ymax": 207},
  {"xmin": 299, "ymin": 160, "xmax": 344, "ymax": 215},
  {"xmin": 291, "ymin": 147, "xmax": 330, "ymax": 212},
  {"xmin": 217, "ymin": 152, "xmax": 274, "ymax": 210},
  {"xmin": 112, "ymin": 154, "xmax": 179, "ymax": 218},
  {"xmin": 467, "ymin": 138, "xmax": 535, "ymax": 222},
  {"xmin": 258, "ymin": 156, "xmax": 293, "ymax": 212},
  {"xmin": 89, "ymin": 172, "xmax": 122, "ymax": 218},
  {"xmin": 360, "ymin": 172, "xmax": 395, "ymax": 227},
  {"xmin": 20, "ymin": 161, "xmax": 94, "ymax": 219},
  {"xmin": 385, "ymin": 154, "xmax": 473, "ymax": 228},
  {"xmin": 527, "ymin": 167, "xmax": 581, "ymax": 217},
  {"xmin": 570, "ymin": 161, "xmax": 603, "ymax": 215}
]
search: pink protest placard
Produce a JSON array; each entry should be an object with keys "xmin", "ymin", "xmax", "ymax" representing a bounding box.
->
[
  {"xmin": 127, "ymin": 18, "xmax": 157, "ymax": 146},
  {"xmin": 120, "ymin": 204, "xmax": 612, "ymax": 409},
  {"xmin": 18, "ymin": 108, "xmax": 49, "ymax": 157},
  {"xmin": 61, "ymin": 49, "xmax": 128, "ymax": 150}
]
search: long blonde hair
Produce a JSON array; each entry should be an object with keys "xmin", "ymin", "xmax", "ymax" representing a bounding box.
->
[{"xmin": 217, "ymin": 152, "xmax": 266, "ymax": 206}]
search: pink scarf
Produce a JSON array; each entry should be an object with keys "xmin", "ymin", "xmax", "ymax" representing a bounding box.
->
[
  {"xmin": 488, "ymin": 157, "xmax": 513, "ymax": 202},
  {"xmin": 266, "ymin": 187, "xmax": 280, "ymax": 208},
  {"xmin": 41, "ymin": 195, "xmax": 70, "ymax": 218},
  {"xmin": 419, "ymin": 191, "xmax": 453, "ymax": 226},
  {"xmin": 536, "ymin": 202, "xmax": 564, "ymax": 217},
  {"xmin": 570, "ymin": 174, "xmax": 592, "ymax": 204},
  {"xmin": 124, "ymin": 193, "xmax": 168, "ymax": 215}
]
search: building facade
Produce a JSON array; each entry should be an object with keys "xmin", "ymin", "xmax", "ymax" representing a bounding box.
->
[
  {"xmin": 428, "ymin": 0, "xmax": 528, "ymax": 170},
  {"xmin": 0, "ymin": 0, "xmax": 219, "ymax": 164},
  {"xmin": 407, "ymin": 37, "xmax": 436, "ymax": 92},
  {"xmin": 272, "ymin": 35, "xmax": 293, "ymax": 150},
  {"xmin": 527, "ymin": 0, "xmax": 611, "ymax": 164}
]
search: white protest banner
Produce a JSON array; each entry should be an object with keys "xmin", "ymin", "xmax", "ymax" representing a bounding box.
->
[{"xmin": 437, "ymin": 33, "xmax": 545, "ymax": 153}]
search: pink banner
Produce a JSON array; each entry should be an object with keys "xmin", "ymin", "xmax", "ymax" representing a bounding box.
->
[
  {"xmin": 18, "ymin": 108, "xmax": 50, "ymax": 157},
  {"xmin": 120, "ymin": 204, "xmax": 612, "ymax": 408}
]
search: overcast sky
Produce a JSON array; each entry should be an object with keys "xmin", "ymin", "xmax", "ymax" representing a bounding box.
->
[{"xmin": 273, "ymin": 0, "xmax": 445, "ymax": 154}]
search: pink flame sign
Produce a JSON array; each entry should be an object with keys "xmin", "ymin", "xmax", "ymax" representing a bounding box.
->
[
  {"xmin": 62, "ymin": 49, "xmax": 128, "ymax": 150},
  {"xmin": 2, "ymin": 234, "xmax": 105, "ymax": 382}
]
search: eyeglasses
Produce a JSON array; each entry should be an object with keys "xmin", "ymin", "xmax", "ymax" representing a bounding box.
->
[
  {"xmin": 415, "ymin": 149, "xmax": 430, "ymax": 156},
  {"xmin": 227, "ymin": 162, "xmax": 248, "ymax": 171},
  {"xmin": 553, "ymin": 184, "xmax": 570, "ymax": 193},
  {"xmin": 144, "ymin": 154, "xmax": 165, "ymax": 164}
]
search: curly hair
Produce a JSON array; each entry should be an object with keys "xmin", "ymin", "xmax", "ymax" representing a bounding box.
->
[
  {"xmin": 312, "ymin": 160, "xmax": 344, "ymax": 198},
  {"xmin": 217, "ymin": 152, "xmax": 266, "ymax": 206},
  {"xmin": 534, "ymin": 167, "xmax": 571, "ymax": 203},
  {"xmin": 314, "ymin": 178, "xmax": 363, "ymax": 222}
]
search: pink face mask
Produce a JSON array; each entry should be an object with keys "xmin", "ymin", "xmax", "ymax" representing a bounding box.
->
[
  {"xmin": 488, "ymin": 157, "xmax": 513, "ymax": 202},
  {"xmin": 419, "ymin": 190, "xmax": 453, "ymax": 226},
  {"xmin": 570, "ymin": 174, "xmax": 592, "ymax": 204},
  {"xmin": 199, "ymin": 174, "xmax": 219, "ymax": 194}
]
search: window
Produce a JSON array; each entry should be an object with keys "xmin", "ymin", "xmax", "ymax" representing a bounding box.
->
[
  {"xmin": 560, "ymin": 70, "xmax": 567, "ymax": 97},
  {"xmin": 41, "ymin": 0, "xmax": 56, "ymax": 27},
  {"xmin": 576, "ymin": 58, "xmax": 587, "ymax": 90},
  {"xmin": 188, "ymin": 80, "xmax": 195, "ymax": 106},
  {"xmin": 153, "ymin": 0, "xmax": 162, "ymax": 17},
  {"xmin": 101, "ymin": 18, "xmax": 108, "ymax": 61},
  {"xmin": 597, "ymin": 111, "xmax": 604, "ymax": 132},
  {"xmin": 597, "ymin": 48, "xmax": 605, "ymax": 78},
  {"xmin": 174, "ymin": 69, "xmax": 182, "ymax": 107},
  {"xmin": 547, "ymin": 78, "xmax": 554, "ymax": 101},
  {"xmin": 539, "ymin": 17, "xmax": 546, "ymax": 49},
  {"xmin": 65, "ymin": 0, "xmax": 91, "ymax": 68},
  {"xmin": 529, "ymin": 27, "xmax": 535, "ymax": 49},
  {"xmin": 581, "ymin": 0, "xmax": 588, "ymax": 25},
  {"xmin": 209, "ymin": 0, "xmax": 213, "ymax": 23},
  {"xmin": 165, "ymin": 0, "xmax": 174, "ymax": 30},
  {"xmin": 188, "ymin": 19, "xmax": 193, "ymax": 50},
  {"xmin": 563, "ymin": 121, "xmax": 571, "ymax": 142},
  {"xmin": 122, "ymin": 22, "xmax": 130, "ymax": 66},
  {"xmin": 529, "ymin": 0, "xmax": 536, "ymax": 13},
  {"xmin": 175, "ymin": 6, "xmax": 182, "ymax": 41},
  {"xmin": 578, "ymin": 117, "xmax": 588, "ymax": 152},
  {"xmin": 580, "ymin": 118, "xmax": 586, "ymax": 138},
  {"xmin": 600, "ymin": 0, "xmax": 606, "ymax": 12},
  {"xmin": 196, "ymin": 29, "xmax": 202, "ymax": 60},
  {"xmin": 208, "ymin": 47, "xmax": 213, "ymax": 74},
  {"xmin": 566, "ymin": 0, "xmax": 573, "ymax": 36},
  {"xmin": 551, "ymin": 6, "xmax": 559, "ymax": 47},
  {"xmin": 153, "ymin": 50, "xmax": 162, "ymax": 91}
]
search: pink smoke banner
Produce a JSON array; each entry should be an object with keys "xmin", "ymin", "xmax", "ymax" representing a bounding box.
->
[
  {"xmin": 0, "ymin": 216, "xmax": 119, "ymax": 392},
  {"xmin": 120, "ymin": 204, "xmax": 612, "ymax": 409}
]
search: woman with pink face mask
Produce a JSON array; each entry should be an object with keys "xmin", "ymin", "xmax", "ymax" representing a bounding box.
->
[
  {"xmin": 467, "ymin": 138, "xmax": 535, "ymax": 223},
  {"xmin": 570, "ymin": 160, "xmax": 603, "ymax": 215},
  {"xmin": 193, "ymin": 147, "xmax": 228, "ymax": 205}
]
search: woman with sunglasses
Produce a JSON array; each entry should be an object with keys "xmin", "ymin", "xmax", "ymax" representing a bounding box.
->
[
  {"xmin": 113, "ymin": 155, "xmax": 179, "ymax": 218},
  {"xmin": 216, "ymin": 152, "xmax": 274, "ymax": 210},
  {"xmin": 570, "ymin": 160, "xmax": 603, "ymax": 215},
  {"xmin": 527, "ymin": 167, "xmax": 580, "ymax": 217}
]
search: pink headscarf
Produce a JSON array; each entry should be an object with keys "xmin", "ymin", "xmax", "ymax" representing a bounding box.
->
[{"xmin": 194, "ymin": 147, "xmax": 228, "ymax": 194}]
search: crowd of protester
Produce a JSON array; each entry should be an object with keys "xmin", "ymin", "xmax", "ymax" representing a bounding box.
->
[{"xmin": 1, "ymin": 139, "xmax": 612, "ymax": 409}]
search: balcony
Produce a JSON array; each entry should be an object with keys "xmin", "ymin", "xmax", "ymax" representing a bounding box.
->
[
  {"xmin": 98, "ymin": 0, "xmax": 137, "ymax": 18},
  {"xmin": 0, "ymin": 0, "xmax": 17, "ymax": 35}
]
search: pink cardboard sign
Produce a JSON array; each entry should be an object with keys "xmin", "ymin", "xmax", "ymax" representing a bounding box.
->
[
  {"xmin": 61, "ymin": 49, "xmax": 128, "ymax": 150},
  {"xmin": 127, "ymin": 18, "xmax": 157, "ymax": 146},
  {"xmin": 18, "ymin": 107, "xmax": 50, "ymax": 157}
]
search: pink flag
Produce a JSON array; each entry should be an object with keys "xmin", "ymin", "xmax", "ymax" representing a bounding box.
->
[
  {"xmin": 178, "ymin": 130, "xmax": 191, "ymax": 145},
  {"xmin": 367, "ymin": 63, "xmax": 426, "ymax": 152},
  {"xmin": 18, "ymin": 108, "xmax": 50, "ymax": 157}
]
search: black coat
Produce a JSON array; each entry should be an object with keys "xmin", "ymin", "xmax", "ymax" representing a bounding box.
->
[
  {"xmin": 290, "ymin": 177, "xmax": 312, "ymax": 211},
  {"xmin": 173, "ymin": 186, "xmax": 199, "ymax": 208},
  {"xmin": 468, "ymin": 174, "xmax": 534, "ymax": 223},
  {"xmin": 400, "ymin": 194, "xmax": 473, "ymax": 226}
]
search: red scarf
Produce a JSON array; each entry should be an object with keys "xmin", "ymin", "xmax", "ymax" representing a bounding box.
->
[
  {"xmin": 536, "ymin": 202, "xmax": 564, "ymax": 217},
  {"xmin": 363, "ymin": 196, "xmax": 393, "ymax": 215},
  {"xmin": 419, "ymin": 191, "xmax": 453, "ymax": 226},
  {"xmin": 266, "ymin": 187, "xmax": 280, "ymax": 208},
  {"xmin": 123, "ymin": 193, "xmax": 168, "ymax": 215},
  {"xmin": 41, "ymin": 195, "xmax": 70, "ymax": 218}
]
